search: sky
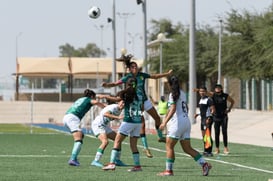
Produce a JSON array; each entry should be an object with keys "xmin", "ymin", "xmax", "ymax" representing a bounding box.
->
[{"xmin": 1, "ymin": 0, "xmax": 272, "ymax": 77}]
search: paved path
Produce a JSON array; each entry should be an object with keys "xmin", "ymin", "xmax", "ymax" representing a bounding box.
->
[{"xmin": 189, "ymin": 109, "xmax": 273, "ymax": 148}]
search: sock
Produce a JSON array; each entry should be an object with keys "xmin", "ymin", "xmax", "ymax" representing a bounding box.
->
[
  {"xmin": 110, "ymin": 149, "xmax": 119, "ymax": 163},
  {"xmin": 94, "ymin": 148, "xmax": 104, "ymax": 162},
  {"xmin": 166, "ymin": 158, "xmax": 175, "ymax": 171},
  {"xmin": 70, "ymin": 140, "xmax": 82, "ymax": 160},
  {"xmin": 194, "ymin": 153, "xmax": 206, "ymax": 166},
  {"xmin": 132, "ymin": 152, "xmax": 140, "ymax": 166},
  {"xmin": 156, "ymin": 129, "xmax": 163, "ymax": 139},
  {"xmin": 116, "ymin": 150, "xmax": 121, "ymax": 161},
  {"xmin": 140, "ymin": 134, "xmax": 148, "ymax": 149}
]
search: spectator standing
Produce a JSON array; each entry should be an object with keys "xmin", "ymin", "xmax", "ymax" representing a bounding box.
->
[{"xmin": 212, "ymin": 84, "xmax": 234, "ymax": 154}]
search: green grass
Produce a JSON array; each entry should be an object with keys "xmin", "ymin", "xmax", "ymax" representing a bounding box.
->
[{"xmin": 0, "ymin": 124, "xmax": 272, "ymax": 181}]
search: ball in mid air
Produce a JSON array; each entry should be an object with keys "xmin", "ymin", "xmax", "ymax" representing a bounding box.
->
[{"xmin": 88, "ymin": 6, "xmax": 101, "ymax": 19}]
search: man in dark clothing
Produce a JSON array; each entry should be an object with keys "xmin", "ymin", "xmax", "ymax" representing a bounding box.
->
[{"xmin": 212, "ymin": 84, "xmax": 234, "ymax": 155}]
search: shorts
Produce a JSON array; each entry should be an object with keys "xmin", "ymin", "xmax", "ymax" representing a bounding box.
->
[
  {"xmin": 167, "ymin": 118, "xmax": 191, "ymax": 140},
  {"xmin": 92, "ymin": 121, "xmax": 113, "ymax": 136},
  {"xmin": 63, "ymin": 114, "xmax": 82, "ymax": 133},
  {"xmin": 118, "ymin": 122, "xmax": 141, "ymax": 137},
  {"xmin": 144, "ymin": 99, "xmax": 153, "ymax": 111}
]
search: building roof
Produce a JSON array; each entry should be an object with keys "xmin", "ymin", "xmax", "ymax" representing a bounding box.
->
[{"xmin": 17, "ymin": 57, "xmax": 143, "ymax": 78}]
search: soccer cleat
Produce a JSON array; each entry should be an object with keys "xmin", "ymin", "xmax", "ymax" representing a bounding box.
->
[
  {"xmin": 102, "ymin": 163, "xmax": 116, "ymax": 171},
  {"xmin": 143, "ymin": 149, "xmax": 153, "ymax": 158},
  {"xmin": 157, "ymin": 170, "xmax": 174, "ymax": 176},
  {"xmin": 158, "ymin": 137, "xmax": 166, "ymax": 143},
  {"xmin": 68, "ymin": 159, "xmax": 80, "ymax": 166},
  {"xmin": 115, "ymin": 160, "xmax": 127, "ymax": 166},
  {"xmin": 127, "ymin": 166, "xmax": 142, "ymax": 172},
  {"xmin": 202, "ymin": 162, "xmax": 212, "ymax": 176},
  {"xmin": 91, "ymin": 160, "xmax": 104, "ymax": 168}
]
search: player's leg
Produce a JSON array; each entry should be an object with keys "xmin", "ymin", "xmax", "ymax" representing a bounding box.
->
[
  {"xmin": 107, "ymin": 131, "xmax": 127, "ymax": 166},
  {"xmin": 91, "ymin": 132, "xmax": 109, "ymax": 167},
  {"xmin": 157, "ymin": 137, "xmax": 176, "ymax": 176},
  {"xmin": 181, "ymin": 139, "xmax": 211, "ymax": 176},
  {"xmin": 69, "ymin": 131, "xmax": 84, "ymax": 166},
  {"xmin": 63, "ymin": 114, "xmax": 83, "ymax": 166},
  {"xmin": 140, "ymin": 116, "xmax": 153, "ymax": 158},
  {"xmin": 144, "ymin": 100, "xmax": 165, "ymax": 142}
]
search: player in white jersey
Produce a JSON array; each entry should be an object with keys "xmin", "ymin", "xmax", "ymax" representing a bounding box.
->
[
  {"xmin": 91, "ymin": 100, "xmax": 126, "ymax": 167},
  {"xmin": 158, "ymin": 75, "xmax": 212, "ymax": 176}
]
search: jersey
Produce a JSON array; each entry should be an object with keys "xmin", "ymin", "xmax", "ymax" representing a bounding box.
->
[
  {"xmin": 94, "ymin": 104, "xmax": 122, "ymax": 126},
  {"xmin": 123, "ymin": 98, "xmax": 142, "ymax": 124},
  {"xmin": 198, "ymin": 96, "xmax": 214, "ymax": 120},
  {"xmin": 167, "ymin": 90, "xmax": 191, "ymax": 140},
  {"xmin": 66, "ymin": 97, "xmax": 92, "ymax": 120},
  {"xmin": 212, "ymin": 92, "xmax": 229, "ymax": 119},
  {"xmin": 120, "ymin": 72, "xmax": 150, "ymax": 102}
]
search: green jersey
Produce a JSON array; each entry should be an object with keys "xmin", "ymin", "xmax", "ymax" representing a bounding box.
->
[
  {"xmin": 120, "ymin": 72, "xmax": 150, "ymax": 102},
  {"xmin": 66, "ymin": 97, "xmax": 93, "ymax": 119},
  {"xmin": 123, "ymin": 99, "xmax": 142, "ymax": 124}
]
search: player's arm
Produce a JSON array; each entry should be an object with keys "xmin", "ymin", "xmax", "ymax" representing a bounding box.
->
[
  {"xmin": 104, "ymin": 111, "xmax": 124, "ymax": 120},
  {"xmin": 149, "ymin": 69, "xmax": 173, "ymax": 79},
  {"xmin": 97, "ymin": 94, "xmax": 122, "ymax": 103},
  {"xmin": 91, "ymin": 99, "xmax": 106, "ymax": 108},
  {"xmin": 101, "ymin": 80, "xmax": 123, "ymax": 88}
]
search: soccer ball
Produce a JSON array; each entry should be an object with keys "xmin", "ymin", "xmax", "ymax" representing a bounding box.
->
[{"xmin": 88, "ymin": 6, "xmax": 101, "ymax": 19}]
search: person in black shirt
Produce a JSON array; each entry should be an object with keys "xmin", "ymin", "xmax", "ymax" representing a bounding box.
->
[
  {"xmin": 212, "ymin": 84, "xmax": 234, "ymax": 154},
  {"xmin": 195, "ymin": 86, "xmax": 215, "ymax": 156}
]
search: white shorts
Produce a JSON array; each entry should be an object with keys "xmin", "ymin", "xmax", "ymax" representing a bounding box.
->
[
  {"xmin": 63, "ymin": 114, "xmax": 82, "ymax": 133},
  {"xmin": 118, "ymin": 122, "xmax": 141, "ymax": 137},
  {"xmin": 144, "ymin": 99, "xmax": 153, "ymax": 111},
  {"xmin": 167, "ymin": 117, "xmax": 191, "ymax": 140},
  {"xmin": 92, "ymin": 121, "xmax": 113, "ymax": 136}
]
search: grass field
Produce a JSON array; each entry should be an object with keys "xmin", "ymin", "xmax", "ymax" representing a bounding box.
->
[{"xmin": 0, "ymin": 124, "xmax": 272, "ymax": 181}]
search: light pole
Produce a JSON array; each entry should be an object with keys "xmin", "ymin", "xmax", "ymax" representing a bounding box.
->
[
  {"xmin": 157, "ymin": 33, "xmax": 165, "ymax": 97},
  {"xmin": 117, "ymin": 12, "xmax": 135, "ymax": 49},
  {"xmin": 94, "ymin": 24, "xmax": 107, "ymax": 57},
  {"xmin": 188, "ymin": 0, "xmax": 197, "ymax": 124},
  {"xmin": 111, "ymin": 0, "xmax": 117, "ymax": 95},
  {"xmin": 15, "ymin": 32, "xmax": 22, "ymax": 101},
  {"xmin": 217, "ymin": 19, "xmax": 223, "ymax": 84}
]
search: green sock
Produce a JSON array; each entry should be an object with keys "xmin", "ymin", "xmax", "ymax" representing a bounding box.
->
[
  {"xmin": 71, "ymin": 141, "xmax": 82, "ymax": 160},
  {"xmin": 132, "ymin": 152, "xmax": 140, "ymax": 166},
  {"xmin": 140, "ymin": 134, "xmax": 148, "ymax": 149},
  {"xmin": 157, "ymin": 129, "xmax": 163, "ymax": 139},
  {"xmin": 110, "ymin": 149, "xmax": 118, "ymax": 163},
  {"xmin": 166, "ymin": 158, "xmax": 175, "ymax": 170}
]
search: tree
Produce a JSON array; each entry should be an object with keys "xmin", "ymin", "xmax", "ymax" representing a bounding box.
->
[{"xmin": 59, "ymin": 43, "xmax": 105, "ymax": 57}]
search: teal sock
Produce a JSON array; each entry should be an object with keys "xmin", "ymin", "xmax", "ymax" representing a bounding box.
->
[
  {"xmin": 166, "ymin": 158, "xmax": 175, "ymax": 170},
  {"xmin": 116, "ymin": 150, "xmax": 121, "ymax": 161},
  {"xmin": 94, "ymin": 148, "xmax": 104, "ymax": 161},
  {"xmin": 110, "ymin": 149, "xmax": 118, "ymax": 163},
  {"xmin": 132, "ymin": 152, "xmax": 140, "ymax": 166},
  {"xmin": 157, "ymin": 129, "xmax": 163, "ymax": 139},
  {"xmin": 71, "ymin": 141, "xmax": 82, "ymax": 160},
  {"xmin": 140, "ymin": 134, "xmax": 148, "ymax": 149}
]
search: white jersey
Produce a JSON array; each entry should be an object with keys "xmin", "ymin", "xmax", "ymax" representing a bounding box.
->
[
  {"xmin": 167, "ymin": 90, "xmax": 191, "ymax": 140},
  {"xmin": 92, "ymin": 104, "xmax": 122, "ymax": 136}
]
